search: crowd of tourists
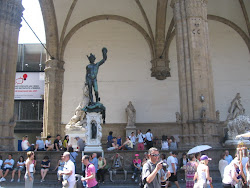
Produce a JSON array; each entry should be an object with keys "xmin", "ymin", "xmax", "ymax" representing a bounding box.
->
[
  {"xmin": 106, "ymin": 130, "xmax": 178, "ymax": 151},
  {"xmin": 3, "ymin": 133, "xmax": 250, "ymax": 188},
  {"xmin": 20, "ymin": 134, "xmax": 85, "ymax": 152}
]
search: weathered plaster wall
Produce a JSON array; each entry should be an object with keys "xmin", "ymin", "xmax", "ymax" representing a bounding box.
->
[
  {"xmin": 62, "ymin": 20, "xmax": 179, "ymax": 124},
  {"xmin": 210, "ymin": 20, "xmax": 250, "ymax": 121}
]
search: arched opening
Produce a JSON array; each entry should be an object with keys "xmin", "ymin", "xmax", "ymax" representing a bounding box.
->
[{"xmin": 14, "ymin": 0, "xmax": 46, "ymax": 150}]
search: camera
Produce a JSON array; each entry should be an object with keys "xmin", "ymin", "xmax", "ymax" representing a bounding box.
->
[{"xmin": 161, "ymin": 162, "xmax": 168, "ymax": 167}]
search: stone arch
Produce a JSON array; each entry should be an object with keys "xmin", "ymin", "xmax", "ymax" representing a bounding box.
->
[
  {"xmin": 207, "ymin": 15, "xmax": 250, "ymax": 53},
  {"xmin": 164, "ymin": 14, "xmax": 250, "ymax": 61},
  {"xmin": 60, "ymin": 15, "xmax": 154, "ymax": 61},
  {"xmin": 39, "ymin": 0, "xmax": 59, "ymax": 59}
]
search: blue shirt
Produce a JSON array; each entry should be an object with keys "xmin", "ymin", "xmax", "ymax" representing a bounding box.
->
[
  {"xmin": 117, "ymin": 138, "xmax": 122, "ymax": 146},
  {"xmin": 225, "ymin": 155, "xmax": 233, "ymax": 164},
  {"xmin": 107, "ymin": 135, "xmax": 113, "ymax": 142},
  {"xmin": 90, "ymin": 157, "xmax": 98, "ymax": 173}
]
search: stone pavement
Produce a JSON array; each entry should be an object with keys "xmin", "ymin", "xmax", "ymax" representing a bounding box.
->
[{"xmin": 0, "ymin": 181, "xmax": 224, "ymax": 188}]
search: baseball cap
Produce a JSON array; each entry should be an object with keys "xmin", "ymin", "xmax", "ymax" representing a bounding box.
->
[
  {"xmin": 135, "ymin": 154, "xmax": 139, "ymax": 157},
  {"xmin": 200, "ymin": 155, "xmax": 212, "ymax": 161},
  {"xmin": 74, "ymin": 136, "xmax": 79, "ymax": 139}
]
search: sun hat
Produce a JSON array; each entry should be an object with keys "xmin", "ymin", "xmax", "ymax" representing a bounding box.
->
[
  {"xmin": 200, "ymin": 155, "xmax": 212, "ymax": 161},
  {"xmin": 231, "ymin": 159, "xmax": 240, "ymax": 167},
  {"xmin": 135, "ymin": 154, "xmax": 139, "ymax": 157}
]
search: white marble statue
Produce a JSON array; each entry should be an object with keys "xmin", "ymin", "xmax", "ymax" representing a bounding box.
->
[
  {"xmin": 125, "ymin": 101, "xmax": 136, "ymax": 127},
  {"xmin": 227, "ymin": 93, "xmax": 245, "ymax": 121},
  {"xmin": 227, "ymin": 115, "xmax": 250, "ymax": 140},
  {"xmin": 225, "ymin": 94, "xmax": 250, "ymax": 144},
  {"xmin": 67, "ymin": 85, "xmax": 89, "ymax": 127}
]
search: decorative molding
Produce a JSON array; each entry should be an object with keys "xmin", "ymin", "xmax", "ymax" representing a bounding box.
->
[
  {"xmin": 208, "ymin": 15, "xmax": 250, "ymax": 53},
  {"xmin": 59, "ymin": 0, "xmax": 78, "ymax": 58},
  {"xmin": 134, "ymin": 0, "xmax": 154, "ymax": 45},
  {"xmin": 0, "ymin": 0, "xmax": 23, "ymax": 28},
  {"xmin": 39, "ymin": 0, "xmax": 59, "ymax": 60},
  {"xmin": 238, "ymin": 0, "xmax": 250, "ymax": 36}
]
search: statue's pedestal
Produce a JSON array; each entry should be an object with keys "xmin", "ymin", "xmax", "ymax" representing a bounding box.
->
[
  {"xmin": 125, "ymin": 126, "xmax": 137, "ymax": 137},
  {"xmin": 84, "ymin": 112, "xmax": 103, "ymax": 154},
  {"xmin": 65, "ymin": 124, "xmax": 86, "ymax": 150},
  {"xmin": 225, "ymin": 139, "xmax": 250, "ymax": 148}
]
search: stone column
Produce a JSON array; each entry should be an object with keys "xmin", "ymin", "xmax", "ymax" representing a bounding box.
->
[
  {"xmin": 42, "ymin": 59, "xmax": 64, "ymax": 138},
  {"xmin": 171, "ymin": 0, "xmax": 219, "ymax": 147},
  {"xmin": 0, "ymin": 0, "xmax": 23, "ymax": 151}
]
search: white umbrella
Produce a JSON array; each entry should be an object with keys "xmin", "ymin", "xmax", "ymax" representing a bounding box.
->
[
  {"xmin": 236, "ymin": 132, "xmax": 250, "ymax": 138},
  {"xmin": 187, "ymin": 145, "xmax": 212, "ymax": 155}
]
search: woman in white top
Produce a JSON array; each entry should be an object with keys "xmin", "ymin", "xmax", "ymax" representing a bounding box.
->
[
  {"xmin": 21, "ymin": 135, "xmax": 31, "ymax": 151},
  {"xmin": 45, "ymin": 136, "xmax": 54, "ymax": 151},
  {"xmin": 161, "ymin": 135, "xmax": 169, "ymax": 150},
  {"xmin": 219, "ymin": 153, "xmax": 228, "ymax": 179},
  {"xmin": 25, "ymin": 151, "xmax": 35, "ymax": 188},
  {"xmin": 194, "ymin": 155, "xmax": 212, "ymax": 188}
]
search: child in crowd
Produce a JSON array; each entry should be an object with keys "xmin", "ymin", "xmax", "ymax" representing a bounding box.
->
[
  {"xmin": 11, "ymin": 156, "xmax": 25, "ymax": 182},
  {"xmin": 132, "ymin": 154, "xmax": 141, "ymax": 182},
  {"xmin": 53, "ymin": 154, "xmax": 65, "ymax": 181}
]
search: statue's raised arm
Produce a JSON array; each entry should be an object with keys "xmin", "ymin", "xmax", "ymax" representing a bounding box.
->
[{"xmin": 96, "ymin": 47, "xmax": 108, "ymax": 67}]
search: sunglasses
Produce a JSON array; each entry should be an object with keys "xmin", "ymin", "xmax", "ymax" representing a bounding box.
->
[{"xmin": 150, "ymin": 153, "xmax": 160, "ymax": 157}]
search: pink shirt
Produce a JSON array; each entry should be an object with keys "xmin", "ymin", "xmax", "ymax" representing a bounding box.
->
[
  {"xmin": 85, "ymin": 164, "xmax": 98, "ymax": 187},
  {"xmin": 133, "ymin": 159, "xmax": 141, "ymax": 166}
]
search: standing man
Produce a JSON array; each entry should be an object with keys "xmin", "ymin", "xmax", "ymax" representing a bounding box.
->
[
  {"xmin": 137, "ymin": 130, "xmax": 145, "ymax": 150},
  {"xmin": 85, "ymin": 47, "xmax": 107, "ymax": 105},
  {"xmin": 225, "ymin": 150, "xmax": 233, "ymax": 164},
  {"xmin": 75, "ymin": 136, "xmax": 85, "ymax": 151},
  {"xmin": 59, "ymin": 152, "xmax": 76, "ymax": 188},
  {"xmin": 142, "ymin": 147, "xmax": 171, "ymax": 188},
  {"xmin": 166, "ymin": 151, "xmax": 180, "ymax": 188},
  {"xmin": 81, "ymin": 155, "xmax": 99, "ymax": 188}
]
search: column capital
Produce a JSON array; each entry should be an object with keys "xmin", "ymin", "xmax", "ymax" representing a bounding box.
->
[
  {"xmin": 151, "ymin": 58, "xmax": 171, "ymax": 80},
  {"xmin": 45, "ymin": 59, "xmax": 65, "ymax": 72},
  {"xmin": 0, "ymin": 0, "xmax": 24, "ymax": 29}
]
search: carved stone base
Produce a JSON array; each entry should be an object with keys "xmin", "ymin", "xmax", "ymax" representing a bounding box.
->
[
  {"xmin": 225, "ymin": 139, "xmax": 250, "ymax": 148},
  {"xmin": 84, "ymin": 112, "xmax": 103, "ymax": 153},
  {"xmin": 125, "ymin": 126, "xmax": 137, "ymax": 137},
  {"xmin": 179, "ymin": 122, "xmax": 220, "ymax": 149},
  {"xmin": 65, "ymin": 124, "xmax": 86, "ymax": 151}
]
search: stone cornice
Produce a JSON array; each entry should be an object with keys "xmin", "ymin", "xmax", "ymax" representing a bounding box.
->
[{"xmin": 0, "ymin": 0, "xmax": 24, "ymax": 28}]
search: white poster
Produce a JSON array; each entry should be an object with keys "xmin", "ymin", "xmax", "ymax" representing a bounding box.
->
[{"xmin": 15, "ymin": 72, "xmax": 45, "ymax": 99}]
